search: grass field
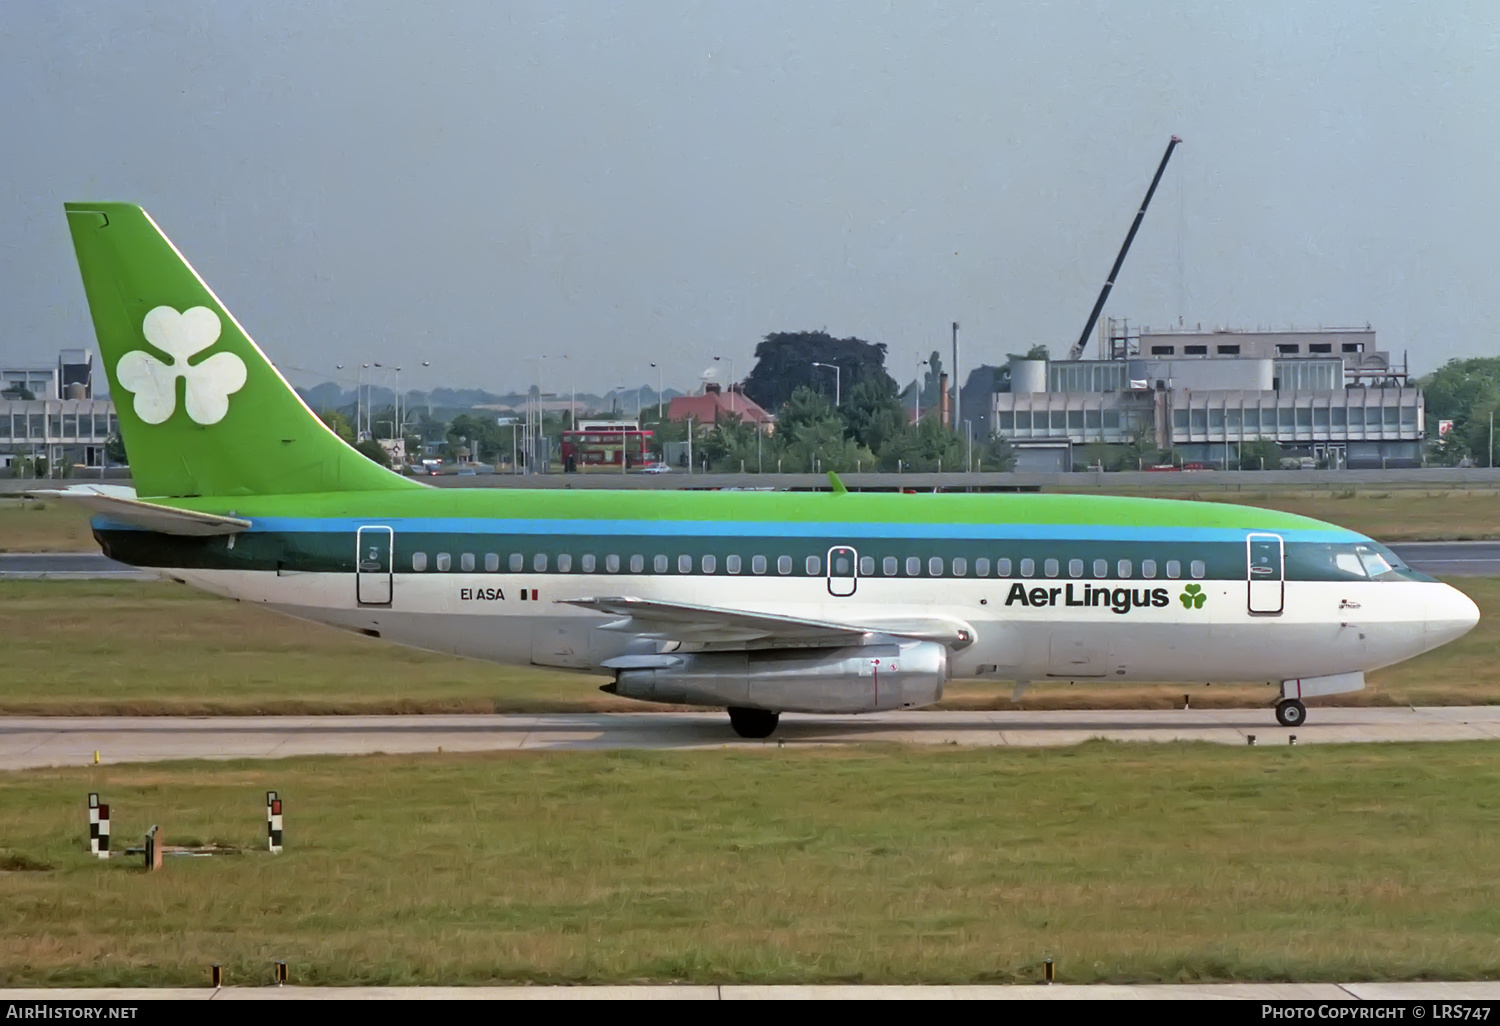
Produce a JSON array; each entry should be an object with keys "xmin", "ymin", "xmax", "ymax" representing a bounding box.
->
[
  {"xmin": 4, "ymin": 742, "xmax": 1500, "ymax": 985},
  {"xmin": 0, "ymin": 497, "xmax": 97, "ymax": 553},
  {"xmin": 2, "ymin": 487, "xmax": 1499, "ymax": 553},
  {"xmin": 1, "ymin": 578, "xmax": 1495, "ymax": 715}
]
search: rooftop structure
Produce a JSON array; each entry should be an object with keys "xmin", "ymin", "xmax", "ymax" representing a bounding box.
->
[
  {"xmin": 992, "ymin": 324, "xmax": 1422, "ymax": 472},
  {"xmin": 667, "ymin": 384, "xmax": 773, "ymax": 428}
]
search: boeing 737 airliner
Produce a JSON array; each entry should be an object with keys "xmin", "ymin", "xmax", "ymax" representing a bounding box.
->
[{"xmin": 50, "ymin": 203, "xmax": 1479, "ymax": 737}]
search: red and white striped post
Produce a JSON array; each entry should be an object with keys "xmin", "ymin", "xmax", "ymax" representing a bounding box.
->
[
  {"xmin": 266, "ymin": 791, "xmax": 282, "ymax": 854},
  {"xmin": 89, "ymin": 793, "xmax": 110, "ymax": 859}
]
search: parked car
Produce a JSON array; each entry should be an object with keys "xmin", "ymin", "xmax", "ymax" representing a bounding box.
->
[{"xmin": 641, "ymin": 462, "xmax": 674, "ymax": 474}]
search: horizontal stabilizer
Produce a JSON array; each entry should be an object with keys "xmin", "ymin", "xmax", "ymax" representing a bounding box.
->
[
  {"xmin": 30, "ymin": 485, "xmax": 250, "ymax": 536},
  {"xmin": 563, "ymin": 596, "xmax": 974, "ymax": 649}
]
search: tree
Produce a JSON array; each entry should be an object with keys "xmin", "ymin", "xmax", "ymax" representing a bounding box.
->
[
  {"xmin": 875, "ymin": 413, "xmax": 965, "ymax": 472},
  {"xmin": 354, "ymin": 439, "xmax": 391, "ymax": 468},
  {"xmin": 741, "ymin": 330, "xmax": 897, "ymax": 411},
  {"xmin": 1421, "ymin": 357, "xmax": 1500, "ymax": 466},
  {"xmin": 840, "ymin": 372, "xmax": 907, "ymax": 453},
  {"xmin": 317, "ymin": 409, "xmax": 355, "ymax": 444},
  {"xmin": 104, "ymin": 433, "xmax": 129, "ymax": 466},
  {"xmin": 1239, "ymin": 438, "xmax": 1282, "ymax": 471}
]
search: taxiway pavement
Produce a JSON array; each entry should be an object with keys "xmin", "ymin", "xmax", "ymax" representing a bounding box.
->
[{"xmin": 4, "ymin": 707, "xmax": 1500, "ymax": 770}]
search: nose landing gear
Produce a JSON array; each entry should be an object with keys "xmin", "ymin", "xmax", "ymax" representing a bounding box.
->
[{"xmin": 1275, "ymin": 699, "xmax": 1307, "ymax": 728}]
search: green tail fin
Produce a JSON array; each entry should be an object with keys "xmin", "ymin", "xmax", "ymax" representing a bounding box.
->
[{"xmin": 65, "ymin": 203, "xmax": 420, "ymax": 498}]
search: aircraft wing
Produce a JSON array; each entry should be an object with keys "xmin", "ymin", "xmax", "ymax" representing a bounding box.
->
[
  {"xmin": 561, "ymin": 596, "xmax": 974, "ymax": 649},
  {"xmin": 29, "ymin": 485, "xmax": 251, "ymax": 536}
]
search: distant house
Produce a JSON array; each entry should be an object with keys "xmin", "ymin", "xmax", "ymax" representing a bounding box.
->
[{"xmin": 666, "ymin": 384, "xmax": 773, "ymax": 429}]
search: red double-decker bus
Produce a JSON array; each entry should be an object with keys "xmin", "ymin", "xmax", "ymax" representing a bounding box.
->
[{"xmin": 559, "ymin": 420, "xmax": 654, "ymax": 471}]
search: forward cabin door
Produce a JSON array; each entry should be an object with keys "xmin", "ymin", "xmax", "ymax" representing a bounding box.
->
[
  {"xmin": 356, "ymin": 525, "xmax": 394, "ymax": 606},
  {"xmin": 1246, "ymin": 533, "xmax": 1285, "ymax": 615},
  {"xmin": 826, "ymin": 545, "xmax": 858, "ymax": 597}
]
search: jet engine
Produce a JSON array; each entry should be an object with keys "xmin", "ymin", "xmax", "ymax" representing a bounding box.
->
[{"xmin": 604, "ymin": 640, "xmax": 948, "ymax": 713}]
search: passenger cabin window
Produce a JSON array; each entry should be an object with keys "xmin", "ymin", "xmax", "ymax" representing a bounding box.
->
[
  {"xmin": 509, "ymin": 554, "xmax": 524, "ymax": 573},
  {"xmin": 975, "ymin": 557, "xmax": 990, "ymax": 576},
  {"xmin": 1044, "ymin": 558, "xmax": 1059, "ymax": 578},
  {"xmin": 859, "ymin": 556, "xmax": 874, "ymax": 576},
  {"xmin": 832, "ymin": 553, "xmax": 851, "ymax": 575},
  {"xmin": 752, "ymin": 555, "xmax": 767, "ymax": 574},
  {"xmin": 411, "ymin": 552, "xmax": 428, "ymax": 572},
  {"xmin": 927, "ymin": 556, "xmax": 943, "ymax": 577},
  {"xmin": 484, "ymin": 553, "xmax": 500, "ymax": 573},
  {"xmin": 906, "ymin": 557, "xmax": 921, "ymax": 576},
  {"xmin": 1190, "ymin": 559, "xmax": 1206, "ymax": 579},
  {"xmin": 436, "ymin": 553, "xmax": 451, "ymax": 572},
  {"xmin": 678, "ymin": 554, "xmax": 692, "ymax": 574},
  {"xmin": 1068, "ymin": 558, "xmax": 1083, "ymax": 578},
  {"xmin": 806, "ymin": 555, "xmax": 821, "ymax": 575},
  {"xmin": 1166, "ymin": 560, "xmax": 1181, "ymax": 579},
  {"xmin": 883, "ymin": 556, "xmax": 898, "ymax": 576},
  {"xmin": 534, "ymin": 553, "xmax": 548, "ymax": 573},
  {"xmin": 727, "ymin": 554, "xmax": 742, "ymax": 575},
  {"xmin": 582, "ymin": 554, "xmax": 597, "ymax": 573},
  {"xmin": 1141, "ymin": 559, "xmax": 1157, "ymax": 578},
  {"xmin": 460, "ymin": 553, "xmax": 475, "ymax": 572},
  {"xmin": 777, "ymin": 555, "xmax": 792, "ymax": 575},
  {"xmin": 606, "ymin": 554, "xmax": 620, "ymax": 573},
  {"xmin": 702, "ymin": 554, "xmax": 716, "ymax": 574},
  {"xmin": 1019, "ymin": 558, "xmax": 1034, "ymax": 577},
  {"xmin": 557, "ymin": 554, "xmax": 572, "ymax": 573},
  {"xmin": 952, "ymin": 557, "xmax": 967, "ymax": 577},
  {"xmin": 630, "ymin": 555, "xmax": 645, "ymax": 573},
  {"xmin": 1094, "ymin": 559, "xmax": 1108, "ymax": 578},
  {"xmin": 1117, "ymin": 559, "xmax": 1132, "ymax": 578},
  {"xmin": 654, "ymin": 555, "xmax": 668, "ymax": 573},
  {"xmin": 997, "ymin": 557, "xmax": 1012, "ymax": 577}
]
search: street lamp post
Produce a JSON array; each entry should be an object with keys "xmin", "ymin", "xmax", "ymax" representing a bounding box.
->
[
  {"xmin": 714, "ymin": 356, "xmax": 735, "ymax": 412},
  {"xmin": 649, "ymin": 362, "xmax": 665, "ymax": 420},
  {"xmin": 914, "ymin": 357, "xmax": 929, "ymax": 422},
  {"xmin": 811, "ymin": 362, "xmax": 840, "ymax": 407}
]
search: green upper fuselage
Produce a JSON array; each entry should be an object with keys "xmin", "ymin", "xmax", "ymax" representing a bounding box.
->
[{"xmin": 95, "ymin": 488, "xmax": 1420, "ymax": 587}]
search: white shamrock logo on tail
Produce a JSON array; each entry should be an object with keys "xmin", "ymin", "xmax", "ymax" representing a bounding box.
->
[{"xmin": 116, "ymin": 306, "xmax": 247, "ymax": 425}]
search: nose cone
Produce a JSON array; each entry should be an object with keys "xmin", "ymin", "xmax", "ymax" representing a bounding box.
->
[{"xmin": 1426, "ymin": 584, "xmax": 1480, "ymax": 651}]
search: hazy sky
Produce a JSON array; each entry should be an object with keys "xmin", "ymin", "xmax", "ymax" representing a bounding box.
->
[{"xmin": 4, "ymin": 1, "xmax": 1498, "ymax": 396}]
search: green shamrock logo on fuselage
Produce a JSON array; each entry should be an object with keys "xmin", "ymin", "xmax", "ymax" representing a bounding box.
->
[{"xmin": 1180, "ymin": 584, "xmax": 1206, "ymax": 609}]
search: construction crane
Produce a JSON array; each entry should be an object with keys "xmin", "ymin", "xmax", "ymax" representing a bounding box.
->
[{"xmin": 1068, "ymin": 135, "xmax": 1182, "ymax": 360}]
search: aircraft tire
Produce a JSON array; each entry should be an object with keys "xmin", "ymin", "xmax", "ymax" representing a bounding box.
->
[
  {"xmin": 728, "ymin": 707, "xmax": 780, "ymax": 739},
  {"xmin": 1275, "ymin": 699, "xmax": 1307, "ymax": 728}
]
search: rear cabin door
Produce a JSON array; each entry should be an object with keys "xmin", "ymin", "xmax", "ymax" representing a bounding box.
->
[
  {"xmin": 356, "ymin": 525, "xmax": 394, "ymax": 606},
  {"xmin": 826, "ymin": 545, "xmax": 858, "ymax": 597},
  {"xmin": 1246, "ymin": 533, "xmax": 1285, "ymax": 615}
]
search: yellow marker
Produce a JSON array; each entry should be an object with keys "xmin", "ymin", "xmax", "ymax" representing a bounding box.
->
[{"xmin": 93, "ymin": 750, "xmax": 100, "ymax": 765}]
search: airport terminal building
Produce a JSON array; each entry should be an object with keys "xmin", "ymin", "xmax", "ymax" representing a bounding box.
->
[
  {"xmin": 990, "ymin": 327, "xmax": 1423, "ymax": 472},
  {"xmin": 0, "ymin": 349, "xmax": 118, "ymax": 474}
]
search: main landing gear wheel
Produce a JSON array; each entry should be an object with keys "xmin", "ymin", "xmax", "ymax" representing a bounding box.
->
[
  {"xmin": 727, "ymin": 707, "xmax": 780, "ymax": 739},
  {"xmin": 1275, "ymin": 699, "xmax": 1307, "ymax": 728}
]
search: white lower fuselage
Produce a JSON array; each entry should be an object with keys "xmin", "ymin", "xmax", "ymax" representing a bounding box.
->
[{"xmin": 161, "ymin": 567, "xmax": 1475, "ymax": 691}]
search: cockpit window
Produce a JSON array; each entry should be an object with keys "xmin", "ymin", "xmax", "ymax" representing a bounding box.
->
[
  {"xmin": 1356, "ymin": 544, "xmax": 1393, "ymax": 577},
  {"xmin": 1333, "ymin": 550, "xmax": 1366, "ymax": 577}
]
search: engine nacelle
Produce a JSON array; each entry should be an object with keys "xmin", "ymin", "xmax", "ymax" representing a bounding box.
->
[{"xmin": 609, "ymin": 641, "xmax": 948, "ymax": 713}]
